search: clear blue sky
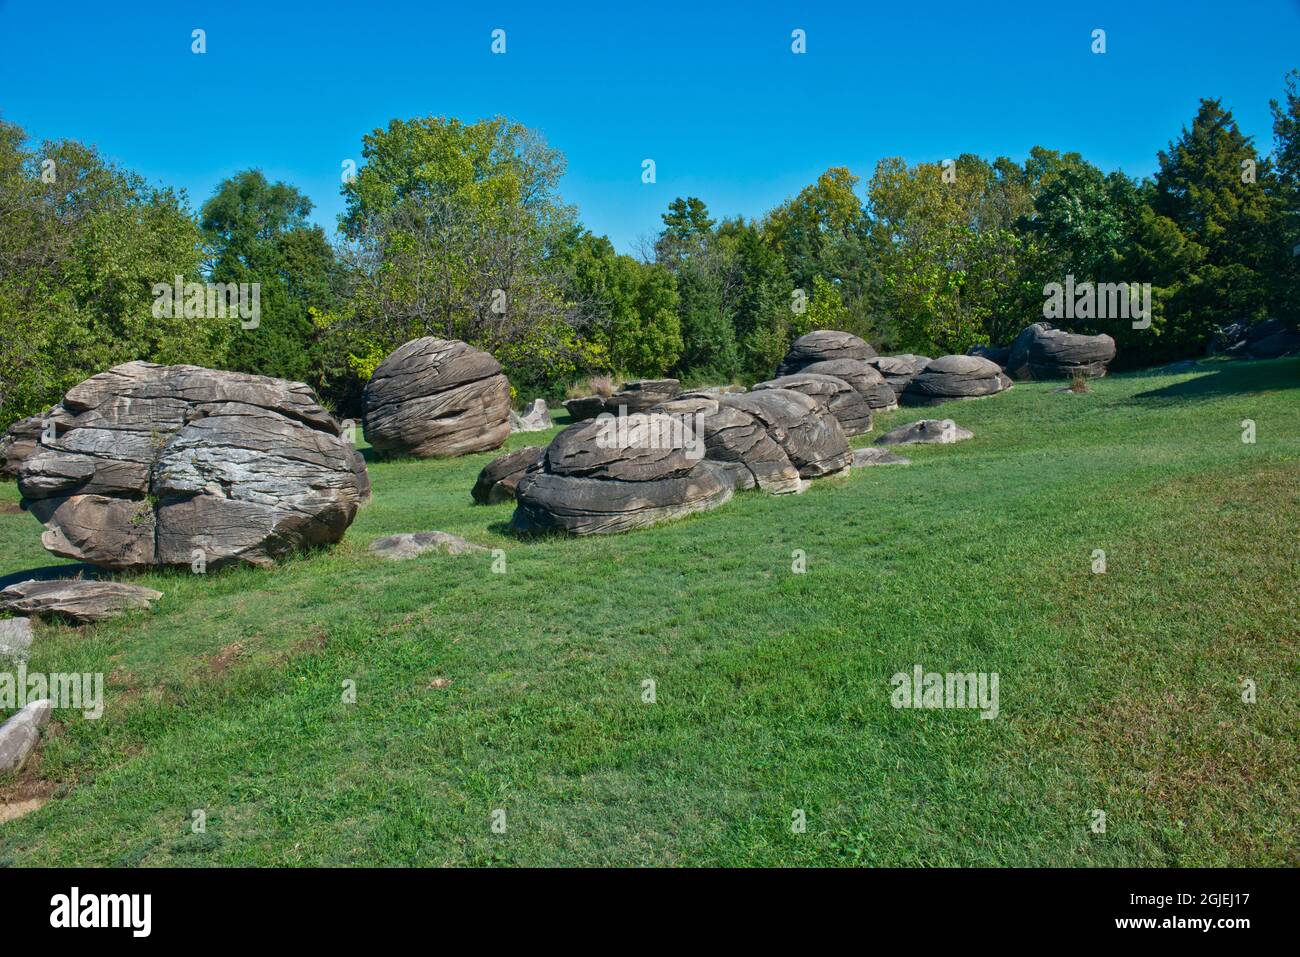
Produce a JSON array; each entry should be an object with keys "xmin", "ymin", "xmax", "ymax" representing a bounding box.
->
[{"xmin": 1, "ymin": 0, "xmax": 1297, "ymax": 254}]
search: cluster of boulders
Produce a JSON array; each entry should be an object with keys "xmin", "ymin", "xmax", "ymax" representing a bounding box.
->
[
  {"xmin": 1207, "ymin": 319, "xmax": 1300, "ymax": 360},
  {"xmin": 562, "ymin": 379, "xmax": 683, "ymax": 421},
  {"xmin": 774, "ymin": 332, "xmax": 897, "ymax": 411},
  {"xmin": 15, "ymin": 361, "xmax": 369, "ymax": 571},
  {"xmin": 362, "ymin": 338, "xmax": 511, "ymax": 458}
]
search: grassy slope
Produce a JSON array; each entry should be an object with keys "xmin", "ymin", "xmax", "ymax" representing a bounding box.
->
[{"xmin": 0, "ymin": 359, "xmax": 1296, "ymax": 866}]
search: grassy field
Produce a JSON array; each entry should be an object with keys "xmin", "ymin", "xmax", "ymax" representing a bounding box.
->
[{"xmin": 0, "ymin": 358, "xmax": 1296, "ymax": 866}]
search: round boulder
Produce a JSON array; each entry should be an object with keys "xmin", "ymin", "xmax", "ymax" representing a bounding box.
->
[
  {"xmin": 752, "ymin": 373, "xmax": 873, "ymax": 436},
  {"xmin": 799, "ymin": 359, "xmax": 897, "ymax": 411},
  {"xmin": 776, "ymin": 330, "xmax": 875, "ymax": 376},
  {"xmin": 362, "ymin": 338, "xmax": 511, "ymax": 458},
  {"xmin": 902, "ymin": 355, "xmax": 1010, "ymax": 406},
  {"xmin": 1027, "ymin": 329, "xmax": 1116, "ymax": 379},
  {"xmin": 18, "ymin": 361, "xmax": 369, "ymax": 570}
]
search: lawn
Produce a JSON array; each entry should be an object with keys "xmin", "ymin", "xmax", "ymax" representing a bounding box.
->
[{"xmin": 0, "ymin": 358, "xmax": 1296, "ymax": 866}]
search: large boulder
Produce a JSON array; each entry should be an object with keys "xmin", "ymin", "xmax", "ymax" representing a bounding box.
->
[
  {"xmin": 562, "ymin": 380, "xmax": 681, "ymax": 422},
  {"xmin": 1006, "ymin": 322, "xmax": 1053, "ymax": 381},
  {"xmin": 652, "ymin": 396, "xmax": 802, "ymax": 494},
  {"xmin": 1027, "ymin": 328, "xmax": 1116, "ymax": 379},
  {"xmin": 1217, "ymin": 319, "xmax": 1300, "ymax": 359},
  {"xmin": 719, "ymin": 390, "xmax": 851, "ymax": 479},
  {"xmin": 902, "ymin": 355, "xmax": 1011, "ymax": 406},
  {"xmin": 751, "ymin": 373, "xmax": 873, "ymax": 436},
  {"xmin": 867, "ymin": 355, "xmax": 931, "ymax": 400},
  {"xmin": 562, "ymin": 395, "xmax": 608, "ymax": 422},
  {"xmin": 0, "ymin": 407, "xmax": 73, "ymax": 479},
  {"xmin": 0, "ymin": 579, "xmax": 163, "ymax": 623},
  {"xmin": 776, "ymin": 330, "xmax": 875, "ymax": 376},
  {"xmin": 362, "ymin": 338, "xmax": 511, "ymax": 458},
  {"xmin": 471, "ymin": 446, "xmax": 546, "ymax": 504},
  {"xmin": 510, "ymin": 413, "xmax": 733, "ymax": 535},
  {"xmin": 18, "ymin": 361, "xmax": 368, "ymax": 571}
]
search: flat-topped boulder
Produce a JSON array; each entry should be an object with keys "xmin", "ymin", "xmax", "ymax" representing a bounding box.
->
[
  {"xmin": 511, "ymin": 413, "xmax": 733, "ymax": 535},
  {"xmin": 1028, "ymin": 328, "xmax": 1116, "ymax": 379},
  {"xmin": 18, "ymin": 362, "xmax": 368, "ymax": 571},
  {"xmin": 776, "ymin": 330, "xmax": 875, "ymax": 376},
  {"xmin": 0, "ymin": 579, "xmax": 162, "ymax": 623},
  {"xmin": 852, "ymin": 447, "xmax": 911, "ymax": 467},
  {"xmin": 901, "ymin": 355, "xmax": 1011, "ymax": 406},
  {"xmin": 876, "ymin": 419, "xmax": 973, "ymax": 446},
  {"xmin": 867, "ymin": 355, "xmax": 931, "ymax": 399},
  {"xmin": 471, "ymin": 446, "xmax": 546, "ymax": 504},
  {"xmin": 362, "ymin": 338, "xmax": 511, "ymax": 458},
  {"xmin": 752, "ymin": 373, "xmax": 873, "ymax": 436},
  {"xmin": 799, "ymin": 359, "xmax": 897, "ymax": 411},
  {"xmin": 369, "ymin": 531, "xmax": 488, "ymax": 560},
  {"xmin": 562, "ymin": 380, "xmax": 681, "ymax": 422}
]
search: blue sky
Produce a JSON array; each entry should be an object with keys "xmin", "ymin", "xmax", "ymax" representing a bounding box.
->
[{"xmin": 1, "ymin": 1, "xmax": 1297, "ymax": 253}]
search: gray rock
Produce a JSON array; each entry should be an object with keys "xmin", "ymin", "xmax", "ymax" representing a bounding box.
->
[
  {"xmin": 511, "ymin": 413, "xmax": 733, "ymax": 535},
  {"xmin": 0, "ymin": 406, "xmax": 73, "ymax": 479},
  {"xmin": 0, "ymin": 699, "xmax": 53, "ymax": 772},
  {"xmin": 603, "ymin": 379, "xmax": 681, "ymax": 414},
  {"xmin": 18, "ymin": 362, "xmax": 367, "ymax": 571},
  {"xmin": 752, "ymin": 373, "xmax": 874, "ymax": 436},
  {"xmin": 653, "ymin": 397, "xmax": 803, "ymax": 494},
  {"xmin": 509, "ymin": 399, "xmax": 553, "ymax": 433},
  {"xmin": 368, "ymin": 531, "xmax": 488, "ymax": 559},
  {"xmin": 1027, "ymin": 328, "xmax": 1117, "ymax": 379},
  {"xmin": 867, "ymin": 355, "xmax": 931, "ymax": 399},
  {"xmin": 967, "ymin": 344, "xmax": 1010, "ymax": 367},
  {"xmin": 875, "ymin": 419, "xmax": 973, "ymax": 446},
  {"xmin": 362, "ymin": 338, "xmax": 511, "ymax": 458},
  {"xmin": 0, "ymin": 617, "xmax": 34, "ymax": 660},
  {"xmin": 852, "ymin": 447, "xmax": 911, "ymax": 467},
  {"xmin": 472, "ymin": 446, "xmax": 546, "ymax": 504},
  {"xmin": 798, "ymin": 359, "xmax": 897, "ymax": 411},
  {"xmin": 1006, "ymin": 322, "xmax": 1052, "ymax": 380},
  {"xmin": 562, "ymin": 395, "xmax": 608, "ymax": 422},
  {"xmin": 720, "ymin": 390, "xmax": 851, "ymax": 479},
  {"xmin": 776, "ymin": 330, "xmax": 875, "ymax": 376},
  {"xmin": 902, "ymin": 355, "xmax": 1011, "ymax": 406},
  {"xmin": 1250, "ymin": 328, "xmax": 1300, "ymax": 359},
  {"xmin": 0, "ymin": 579, "xmax": 162, "ymax": 623}
]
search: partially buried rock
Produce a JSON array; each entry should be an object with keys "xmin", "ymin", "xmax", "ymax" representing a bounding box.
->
[
  {"xmin": 0, "ymin": 579, "xmax": 162, "ymax": 623},
  {"xmin": 509, "ymin": 399, "xmax": 553, "ymax": 433},
  {"xmin": 19, "ymin": 361, "xmax": 368, "ymax": 570},
  {"xmin": 720, "ymin": 390, "xmax": 851, "ymax": 479},
  {"xmin": 1027, "ymin": 328, "xmax": 1116, "ymax": 379},
  {"xmin": 652, "ymin": 396, "xmax": 802, "ymax": 494},
  {"xmin": 472, "ymin": 446, "xmax": 546, "ymax": 504},
  {"xmin": 867, "ymin": 355, "xmax": 931, "ymax": 400},
  {"xmin": 798, "ymin": 359, "xmax": 897, "ymax": 412},
  {"xmin": 776, "ymin": 330, "xmax": 875, "ymax": 376},
  {"xmin": 902, "ymin": 355, "xmax": 1011, "ymax": 406},
  {"xmin": 0, "ymin": 617, "xmax": 34, "ymax": 660},
  {"xmin": 510, "ymin": 413, "xmax": 733, "ymax": 535},
  {"xmin": 369, "ymin": 531, "xmax": 488, "ymax": 560},
  {"xmin": 852, "ymin": 447, "xmax": 911, "ymax": 467},
  {"xmin": 362, "ymin": 338, "xmax": 511, "ymax": 458},
  {"xmin": 0, "ymin": 699, "xmax": 53, "ymax": 773},
  {"xmin": 751, "ymin": 373, "xmax": 873, "ymax": 436},
  {"xmin": 875, "ymin": 419, "xmax": 973, "ymax": 446}
]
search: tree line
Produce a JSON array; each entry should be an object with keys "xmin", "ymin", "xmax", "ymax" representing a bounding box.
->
[{"xmin": 2, "ymin": 70, "xmax": 1297, "ymax": 430}]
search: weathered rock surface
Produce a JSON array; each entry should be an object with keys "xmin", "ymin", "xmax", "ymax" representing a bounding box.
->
[
  {"xmin": 0, "ymin": 617, "xmax": 34, "ymax": 660},
  {"xmin": 362, "ymin": 338, "xmax": 511, "ymax": 458},
  {"xmin": 1, "ymin": 407, "xmax": 73, "ymax": 479},
  {"xmin": 867, "ymin": 355, "xmax": 931, "ymax": 399},
  {"xmin": 369, "ymin": 531, "xmax": 488, "ymax": 560},
  {"xmin": 1006, "ymin": 322, "xmax": 1052, "ymax": 380},
  {"xmin": 509, "ymin": 399, "xmax": 553, "ymax": 433},
  {"xmin": 511, "ymin": 413, "xmax": 733, "ymax": 535},
  {"xmin": 562, "ymin": 380, "xmax": 681, "ymax": 422},
  {"xmin": 562, "ymin": 395, "xmax": 607, "ymax": 422},
  {"xmin": 18, "ymin": 361, "xmax": 367, "ymax": 570},
  {"xmin": 799, "ymin": 359, "xmax": 898, "ymax": 411},
  {"xmin": 1210, "ymin": 319, "xmax": 1300, "ymax": 360},
  {"xmin": 852, "ymin": 447, "xmax": 911, "ymax": 467},
  {"xmin": 0, "ymin": 700, "xmax": 53, "ymax": 772},
  {"xmin": 777, "ymin": 330, "xmax": 875, "ymax": 376},
  {"xmin": 1028, "ymin": 328, "xmax": 1116, "ymax": 379},
  {"xmin": 653, "ymin": 396, "xmax": 802, "ymax": 494},
  {"xmin": 720, "ymin": 390, "xmax": 851, "ymax": 479},
  {"xmin": 967, "ymin": 344, "xmax": 1011, "ymax": 367},
  {"xmin": 876, "ymin": 419, "xmax": 973, "ymax": 446},
  {"xmin": 902, "ymin": 355, "xmax": 1011, "ymax": 406},
  {"xmin": 471, "ymin": 446, "xmax": 546, "ymax": 504},
  {"xmin": 0, "ymin": 579, "xmax": 162, "ymax": 623},
  {"xmin": 752, "ymin": 373, "xmax": 873, "ymax": 436}
]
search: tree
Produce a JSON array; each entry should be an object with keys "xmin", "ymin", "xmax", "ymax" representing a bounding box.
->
[{"xmin": 1270, "ymin": 70, "xmax": 1300, "ymax": 322}]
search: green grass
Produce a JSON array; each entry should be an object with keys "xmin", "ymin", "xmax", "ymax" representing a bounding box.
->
[{"xmin": 1, "ymin": 358, "xmax": 1297, "ymax": 866}]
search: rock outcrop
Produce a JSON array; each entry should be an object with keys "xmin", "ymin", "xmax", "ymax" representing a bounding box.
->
[
  {"xmin": 562, "ymin": 380, "xmax": 681, "ymax": 422},
  {"xmin": 751, "ymin": 373, "xmax": 873, "ymax": 436},
  {"xmin": 471, "ymin": 446, "xmax": 546, "ymax": 504},
  {"xmin": 1209, "ymin": 319, "xmax": 1300, "ymax": 360},
  {"xmin": 362, "ymin": 338, "xmax": 511, "ymax": 458},
  {"xmin": 1006, "ymin": 323, "xmax": 1116, "ymax": 380},
  {"xmin": 18, "ymin": 361, "xmax": 368, "ymax": 570},
  {"xmin": 0, "ymin": 579, "xmax": 162, "ymax": 623},
  {"xmin": 867, "ymin": 355, "xmax": 932, "ymax": 400},
  {"xmin": 901, "ymin": 355, "xmax": 1012, "ymax": 406}
]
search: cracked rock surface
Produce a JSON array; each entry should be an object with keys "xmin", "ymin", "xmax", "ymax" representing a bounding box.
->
[{"xmin": 18, "ymin": 362, "xmax": 368, "ymax": 570}]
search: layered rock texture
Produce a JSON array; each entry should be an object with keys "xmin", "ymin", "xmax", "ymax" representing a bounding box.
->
[
  {"xmin": 867, "ymin": 355, "xmax": 932, "ymax": 401},
  {"xmin": 18, "ymin": 362, "xmax": 368, "ymax": 571},
  {"xmin": 876, "ymin": 419, "xmax": 974, "ymax": 446},
  {"xmin": 562, "ymin": 379, "xmax": 681, "ymax": 422},
  {"xmin": 902, "ymin": 355, "xmax": 1012, "ymax": 406},
  {"xmin": 776, "ymin": 330, "xmax": 875, "ymax": 375},
  {"xmin": 751, "ymin": 373, "xmax": 873, "ymax": 436},
  {"xmin": 1005, "ymin": 322, "xmax": 1116, "ymax": 380},
  {"xmin": 1209, "ymin": 319, "xmax": 1300, "ymax": 360},
  {"xmin": 362, "ymin": 338, "xmax": 511, "ymax": 458},
  {"xmin": 471, "ymin": 446, "xmax": 546, "ymax": 504},
  {"xmin": 0, "ymin": 579, "xmax": 163, "ymax": 622}
]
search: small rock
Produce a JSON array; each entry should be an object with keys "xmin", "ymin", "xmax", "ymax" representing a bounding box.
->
[
  {"xmin": 369, "ymin": 531, "xmax": 488, "ymax": 560},
  {"xmin": 852, "ymin": 448, "xmax": 911, "ymax": 467},
  {"xmin": 0, "ymin": 579, "xmax": 162, "ymax": 623},
  {"xmin": 472, "ymin": 446, "xmax": 545, "ymax": 504},
  {"xmin": 509, "ymin": 399, "xmax": 553, "ymax": 433},
  {"xmin": 0, "ymin": 699, "xmax": 53, "ymax": 772},
  {"xmin": 875, "ymin": 419, "xmax": 973, "ymax": 446},
  {"xmin": 0, "ymin": 617, "xmax": 35, "ymax": 660}
]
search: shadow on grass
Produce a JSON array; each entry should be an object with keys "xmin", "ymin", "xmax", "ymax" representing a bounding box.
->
[
  {"xmin": 0, "ymin": 562, "xmax": 103, "ymax": 590},
  {"xmin": 1128, "ymin": 358, "xmax": 1300, "ymax": 405}
]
